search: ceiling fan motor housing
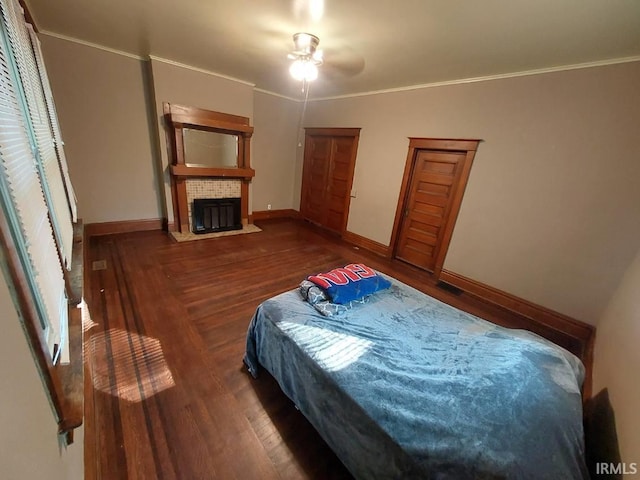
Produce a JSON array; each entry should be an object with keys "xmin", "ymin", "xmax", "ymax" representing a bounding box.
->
[{"xmin": 293, "ymin": 32, "xmax": 320, "ymax": 56}]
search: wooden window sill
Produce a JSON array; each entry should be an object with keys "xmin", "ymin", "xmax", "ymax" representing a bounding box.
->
[
  {"xmin": 56, "ymin": 223, "xmax": 85, "ymax": 443},
  {"xmin": 56, "ymin": 302, "xmax": 83, "ymax": 441}
]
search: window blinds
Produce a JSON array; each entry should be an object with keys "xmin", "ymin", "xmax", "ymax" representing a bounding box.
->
[
  {"xmin": 0, "ymin": 0, "xmax": 70, "ymax": 363},
  {"xmin": 0, "ymin": 0, "xmax": 73, "ymax": 269},
  {"xmin": 27, "ymin": 24, "xmax": 78, "ymax": 224}
]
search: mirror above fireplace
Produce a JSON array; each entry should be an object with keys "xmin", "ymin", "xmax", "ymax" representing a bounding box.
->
[{"xmin": 183, "ymin": 128, "xmax": 238, "ymax": 168}]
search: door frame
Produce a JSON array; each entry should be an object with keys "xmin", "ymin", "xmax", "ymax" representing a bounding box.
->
[{"xmin": 389, "ymin": 138, "xmax": 481, "ymax": 278}]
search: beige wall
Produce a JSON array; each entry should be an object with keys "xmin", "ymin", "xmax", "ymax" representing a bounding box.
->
[
  {"xmin": 593, "ymin": 246, "xmax": 640, "ymax": 469},
  {"xmin": 304, "ymin": 62, "xmax": 640, "ymax": 324},
  {"xmin": 38, "ymin": 32, "xmax": 640, "ymax": 326},
  {"xmin": 39, "ymin": 37, "xmax": 293, "ymax": 225},
  {"xmin": 39, "ymin": 34, "xmax": 161, "ymax": 224},
  {"xmin": 252, "ymin": 91, "xmax": 301, "ymax": 211},
  {"xmin": 148, "ymin": 58, "xmax": 254, "ymax": 221},
  {"xmin": 0, "ymin": 273, "xmax": 83, "ymax": 479}
]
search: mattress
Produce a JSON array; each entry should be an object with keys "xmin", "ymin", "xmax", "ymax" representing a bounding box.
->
[{"xmin": 244, "ymin": 275, "xmax": 588, "ymax": 479}]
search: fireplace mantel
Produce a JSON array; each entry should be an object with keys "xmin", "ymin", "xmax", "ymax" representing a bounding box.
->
[
  {"xmin": 164, "ymin": 103, "xmax": 255, "ymax": 234},
  {"xmin": 170, "ymin": 164, "xmax": 255, "ymax": 180}
]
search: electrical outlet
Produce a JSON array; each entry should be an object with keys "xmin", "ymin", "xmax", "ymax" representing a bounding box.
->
[{"xmin": 267, "ymin": 204, "xmax": 272, "ymax": 210}]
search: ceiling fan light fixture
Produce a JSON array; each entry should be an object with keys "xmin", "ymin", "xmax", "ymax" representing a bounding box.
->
[
  {"xmin": 289, "ymin": 32, "xmax": 322, "ymax": 82},
  {"xmin": 289, "ymin": 58, "xmax": 318, "ymax": 82}
]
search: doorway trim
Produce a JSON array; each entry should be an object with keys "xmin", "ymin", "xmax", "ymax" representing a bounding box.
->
[{"xmin": 389, "ymin": 138, "xmax": 481, "ymax": 278}]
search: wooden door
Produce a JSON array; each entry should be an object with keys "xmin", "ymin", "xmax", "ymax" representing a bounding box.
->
[
  {"xmin": 300, "ymin": 128, "xmax": 360, "ymax": 234},
  {"xmin": 324, "ymin": 136, "xmax": 357, "ymax": 232},
  {"xmin": 391, "ymin": 138, "xmax": 480, "ymax": 275},
  {"xmin": 396, "ymin": 150, "xmax": 464, "ymax": 271},
  {"xmin": 300, "ymin": 135, "xmax": 331, "ymax": 226}
]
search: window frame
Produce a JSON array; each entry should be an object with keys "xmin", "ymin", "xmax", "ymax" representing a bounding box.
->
[{"xmin": 0, "ymin": 0, "xmax": 82, "ymax": 441}]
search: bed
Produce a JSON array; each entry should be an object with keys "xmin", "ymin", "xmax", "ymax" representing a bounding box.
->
[{"xmin": 244, "ymin": 273, "xmax": 588, "ymax": 479}]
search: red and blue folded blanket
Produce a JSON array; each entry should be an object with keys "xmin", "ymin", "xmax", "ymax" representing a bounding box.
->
[
  {"xmin": 299, "ymin": 279, "xmax": 368, "ymax": 317},
  {"xmin": 307, "ymin": 263, "xmax": 391, "ymax": 304}
]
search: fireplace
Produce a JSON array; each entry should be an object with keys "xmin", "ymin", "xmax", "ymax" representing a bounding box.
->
[
  {"xmin": 164, "ymin": 103, "xmax": 255, "ymax": 234},
  {"xmin": 192, "ymin": 198, "xmax": 242, "ymax": 234}
]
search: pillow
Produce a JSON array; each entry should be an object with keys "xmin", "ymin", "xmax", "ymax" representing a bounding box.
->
[
  {"xmin": 308, "ymin": 264, "xmax": 391, "ymax": 304},
  {"xmin": 299, "ymin": 279, "xmax": 329, "ymax": 305},
  {"xmin": 310, "ymin": 297, "xmax": 368, "ymax": 317},
  {"xmin": 299, "ymin": 279, "xmax": 369, "ymax": 317}
]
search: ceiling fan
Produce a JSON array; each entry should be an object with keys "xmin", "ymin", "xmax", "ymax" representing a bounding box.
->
[
  {"xmin": 285, "ymin": 31, "xmax": 364, "ymax": 145},
  {"xmin": 287, "ymin": 32, "xmax": 324, "ymax": 82}
]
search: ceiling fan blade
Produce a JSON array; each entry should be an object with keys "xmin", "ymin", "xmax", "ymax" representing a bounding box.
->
[{"xmin": 321, "ymin": 46, "xmax": 365, "ymax": 78}]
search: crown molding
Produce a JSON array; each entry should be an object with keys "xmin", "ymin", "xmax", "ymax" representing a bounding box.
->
[
  {"xmin": 253, "ymin": 88, "xmax": 301, "ymax": 102},
  {"xmin": 38, "ymin": 30, "xmax": 145, "ymax": 60},
  {"xmin": 38, "ymin": 32, "xmax": 256, "ymax": 88},
  {"xmin": 310, "ymin": 55, "xmax": 640, "ymax": 102},
  {"xmin": 148, "ymin": 55, "xmax": 255, "ymax": 87},
  {"xmin": 34, "ymin": 32, "xmax": 640, "ymax": 103}
]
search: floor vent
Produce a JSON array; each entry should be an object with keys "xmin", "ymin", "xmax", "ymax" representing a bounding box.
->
[
  {"xmin": 92, "ymin": 260, "xmax": 107, "ymax": 271},
  {"xmin": 436, "ymin": 281, "xmax": 463, "ymax": 295}
]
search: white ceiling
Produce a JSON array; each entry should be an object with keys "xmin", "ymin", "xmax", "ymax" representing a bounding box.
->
[{"xmin": 25, "ymin": 0, "xmax": 640, "ymax": 99}]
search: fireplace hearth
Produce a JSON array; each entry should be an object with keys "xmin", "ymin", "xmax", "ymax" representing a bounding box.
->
[{"xmin": 192, "ymin": 198, "xmax": 242, "ymax": 234}]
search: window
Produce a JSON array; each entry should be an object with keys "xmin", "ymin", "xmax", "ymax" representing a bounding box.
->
[{"xmin": 0, "ymin": 0, "xmax": 75, "ymax": 363}]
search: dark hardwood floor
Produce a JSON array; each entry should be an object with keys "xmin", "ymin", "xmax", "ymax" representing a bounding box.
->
[{"xmin": 83, "ymin": 218, "xmax": 581, "ymax": 479}]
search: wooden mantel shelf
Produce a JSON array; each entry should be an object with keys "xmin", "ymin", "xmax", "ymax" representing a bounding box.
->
[
  {"xmin": 171, "ymin": 164, "xmax": 255, "ymax": 180},
  {"xmin": 170, "ymin": 114, "xmax": 254, "ymax": 134}
]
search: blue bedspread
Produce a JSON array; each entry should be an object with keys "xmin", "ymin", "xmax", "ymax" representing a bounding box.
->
[{"xmin": 244, "ymin": 276, "xmax": 588, "ymax": 479}]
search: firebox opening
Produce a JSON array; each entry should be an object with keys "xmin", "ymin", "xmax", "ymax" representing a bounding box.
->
[{"xmin": 192, "ymin": 198, "xmax": 242, "ymax": 234}]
